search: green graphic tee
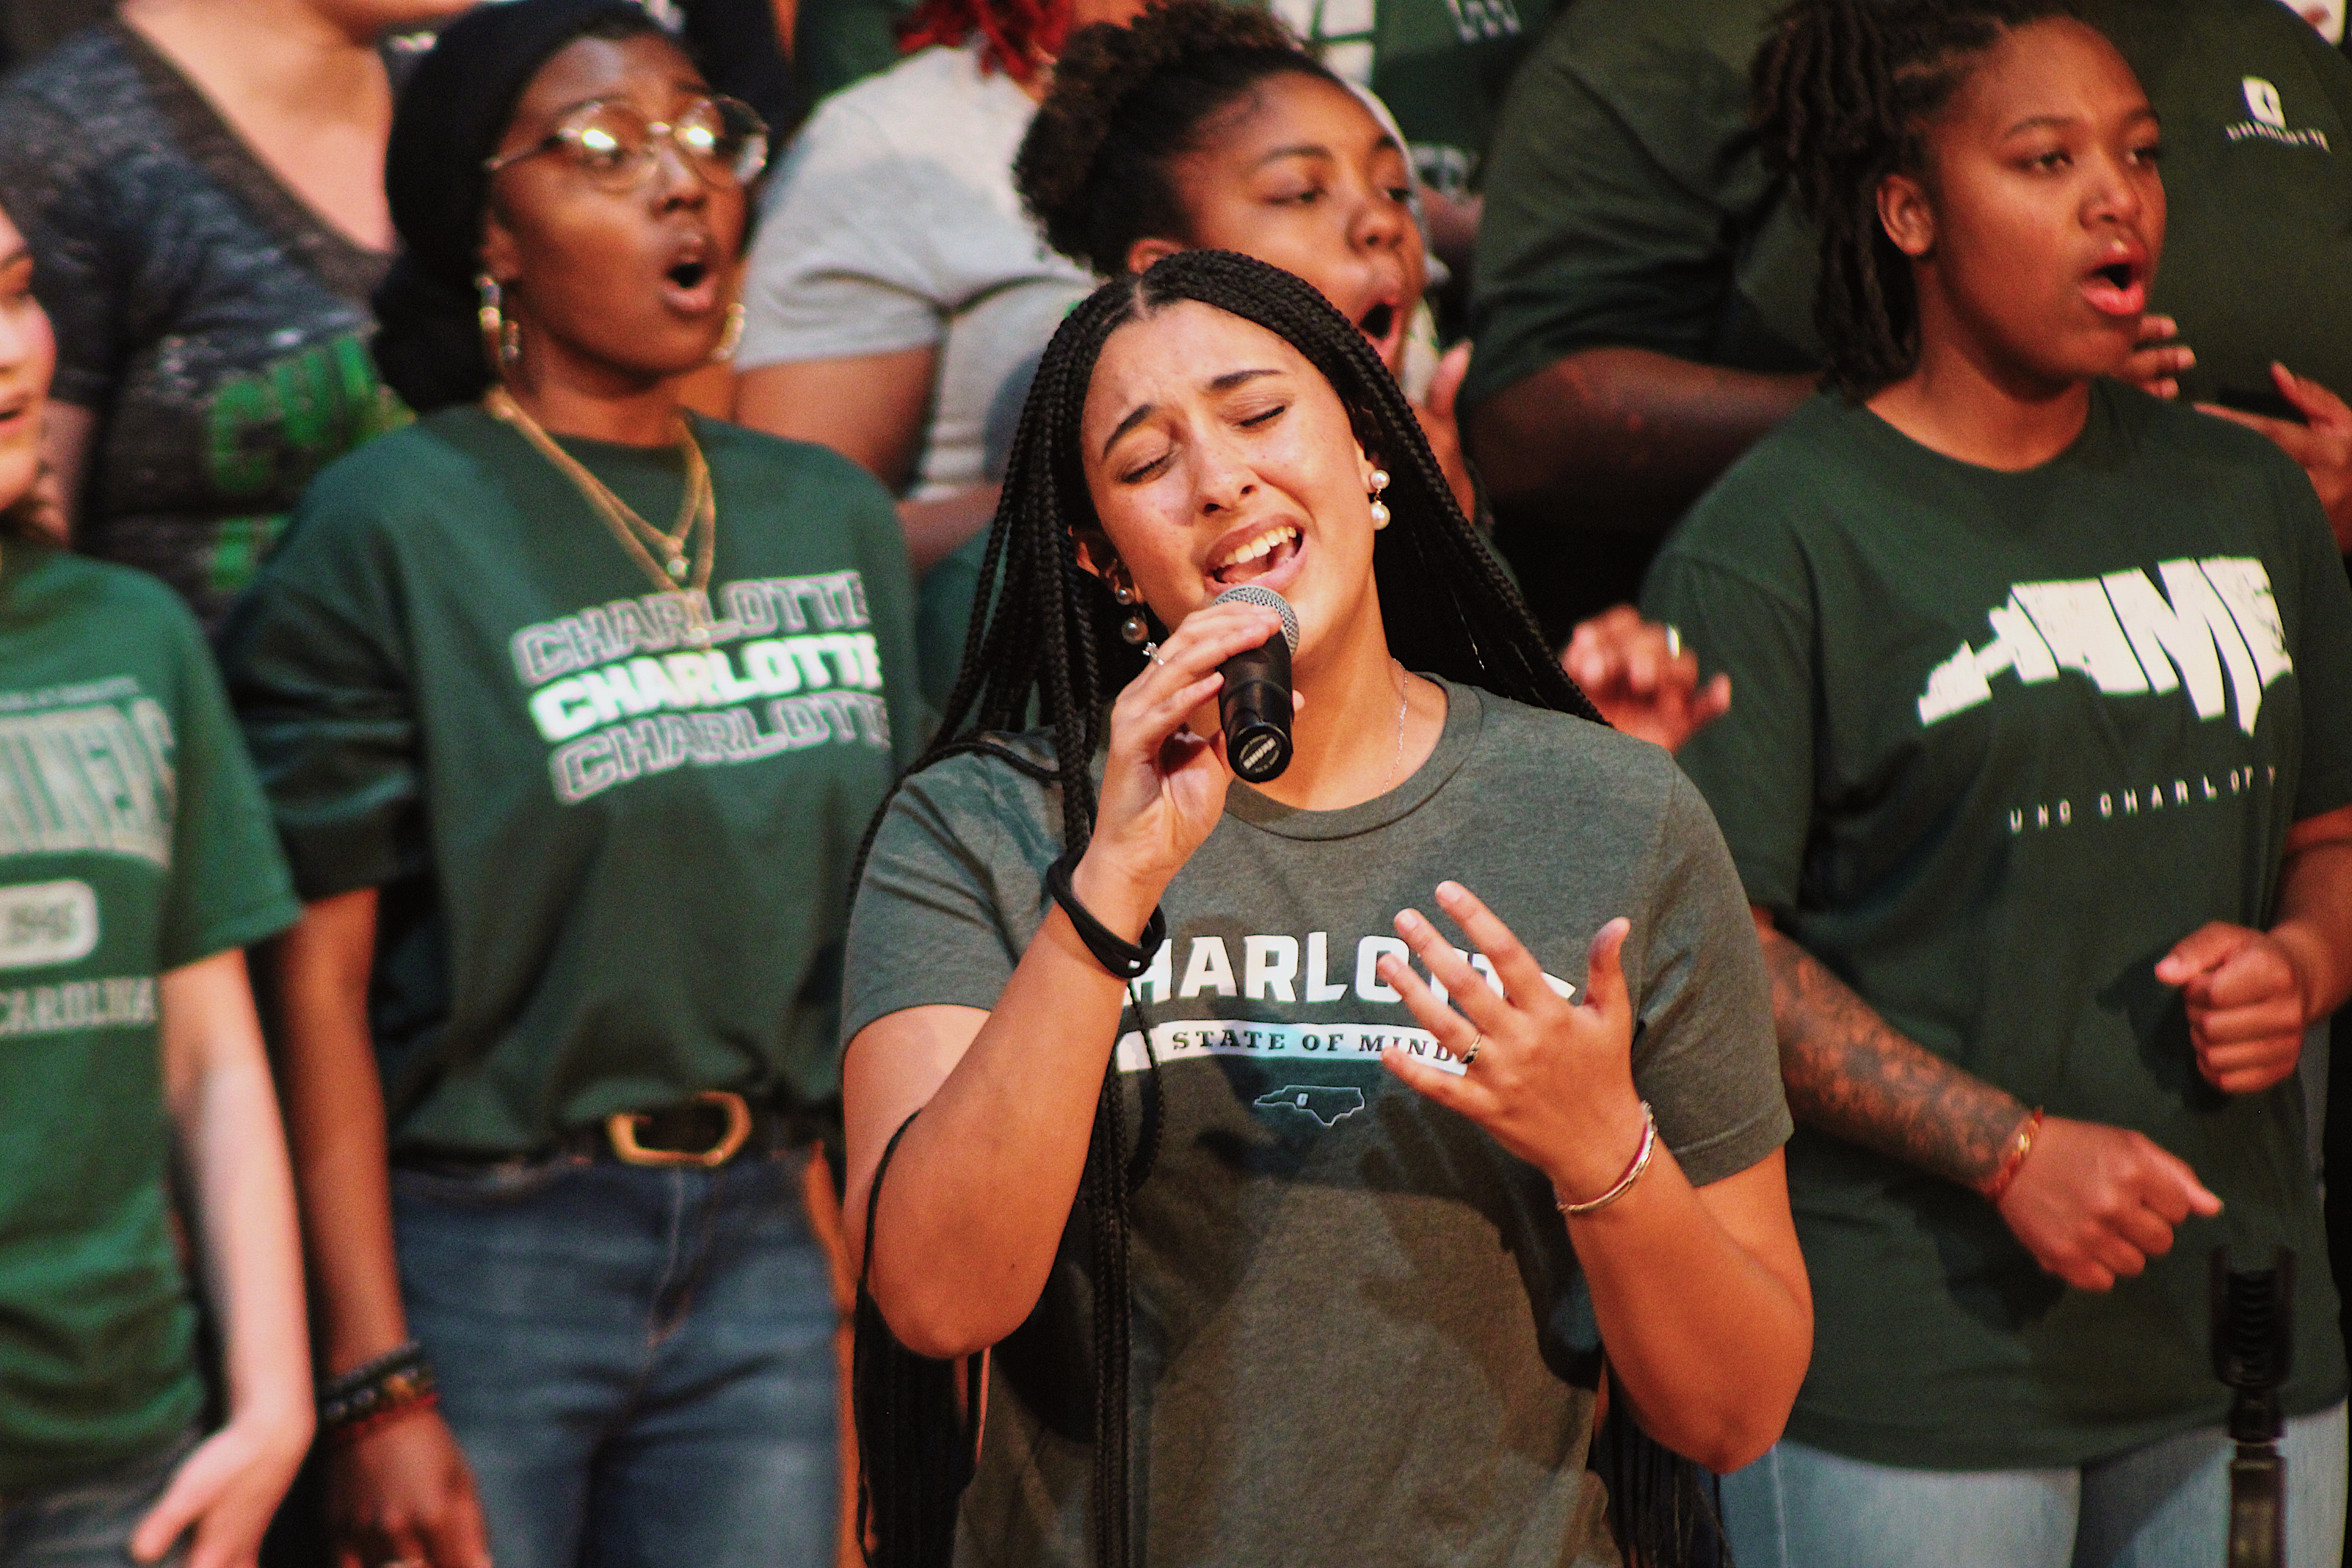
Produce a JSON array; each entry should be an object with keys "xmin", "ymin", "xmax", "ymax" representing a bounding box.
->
[
  {"xmin": 1645, "ymin": 384, "xmax": 2352, "ymax": 1468},
  {"xmin": 847, "ymin": 681, "xmax": 1789, "ymax": 1565},
  {"xmin": 1268, "ymin": 0, "xmax": 1562, "ymax": 199},
  {"xmin": 222, "ymin": 408, "xmax": 922, "ymax": 1155},
  {"xmin": 1467, "ymin": 0, "xmax": 2352, "ymax": 415},
  {"xmin": 0, "ymin": 544, "xmax": 299, "ymax": 1492}
]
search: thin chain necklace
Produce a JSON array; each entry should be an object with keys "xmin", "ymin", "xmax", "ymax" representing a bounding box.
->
[
  {"xmin": 1378, "ymin": 660, "xmax": 1410, "ymax": 795},
  {"xmin": 485, "ymin": 386, "xmax": 716, "ymax": 596}
]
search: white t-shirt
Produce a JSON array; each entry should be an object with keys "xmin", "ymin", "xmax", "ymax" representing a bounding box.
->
[{"xmin": 739, "ymin": 43, "xmax": 1095, "ymax": 501}]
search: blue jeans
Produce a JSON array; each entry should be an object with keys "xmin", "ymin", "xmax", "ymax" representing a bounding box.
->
[
  {"xmin": 392, "ymin": 1150, "xmax": 838, "ymax": 1568},
  {"xmin": 0, "ymin": 1430, "xmax": 193, "ymax": 1568},
  {"xmin": 1722, "ymin": 1403, "xmax": 2348, "ymax": 1568}
]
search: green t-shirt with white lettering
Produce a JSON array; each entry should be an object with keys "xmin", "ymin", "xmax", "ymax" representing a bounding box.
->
[
  {"xmin": 845, "ymin": 681, "xmax": 1789, "ymax": 1566},
  {"xmin": 1644, "ymin": 383, "xmax": 2352, "ymax": 1468},
  {"xmin": 0, "ymin": 543, "xmax": 299, "ymax": 1492},
  {"xmin": 221, "ymin": 407, "xmax": 922, "ymax": 1154},
  {"xmin": 1469, "ymin": 0, "xmax": 2352, "ymax": 411}
]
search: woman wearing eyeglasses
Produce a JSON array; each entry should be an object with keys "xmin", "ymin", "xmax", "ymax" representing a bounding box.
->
[{"xmin": 217, "ymin": 4, "xmax": 921, "ymax": 1567}]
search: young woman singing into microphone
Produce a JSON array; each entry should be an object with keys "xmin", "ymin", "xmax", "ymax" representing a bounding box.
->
[{"xmin": 840, "ymin": 248, "xmax": 1810, "ymax": 1567}]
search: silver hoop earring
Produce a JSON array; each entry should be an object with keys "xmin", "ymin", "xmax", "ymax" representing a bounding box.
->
[
  {"xmin": 1368, "ymin": 467, "xmax": 1391, "ymax": 530},
  {"xmin": 710, "ymin": 301, "xmax": 746, "ymax": 363}
]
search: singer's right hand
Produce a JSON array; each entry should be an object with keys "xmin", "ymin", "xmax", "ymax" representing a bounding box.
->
[
  {"xmin": 1993, "ymin": 1116, "xmax": 2220, "ymax": 1292},
  {"xmin": 1078, "ymin": 599, "xmax": 1289, "ymax": 928}
]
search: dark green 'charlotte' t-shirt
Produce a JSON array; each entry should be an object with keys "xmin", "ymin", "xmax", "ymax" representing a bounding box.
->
[
  {"xmin": 1644, "ymin": 384, "xmax": 2352, "ymax": 1470},
  {"xmin": 845, "ymin": 680, "xmax": 1790, "ymax": 1567},
  {"xmin": 222, "ymin": 407, "xmax": 921, "ymax": 1155},
  {"xmin": 1467, "ymin": 0, "xmax": 2352, "ymax": 417},
  {"xmin": 0, "ymin": 544, "xmax": 298, "ymax": 1492}
]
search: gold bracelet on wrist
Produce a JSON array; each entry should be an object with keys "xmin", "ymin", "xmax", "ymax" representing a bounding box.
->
[{"xmin": 1556, "ymin": 1102, "xmax": 1659, "ymax": 1218}]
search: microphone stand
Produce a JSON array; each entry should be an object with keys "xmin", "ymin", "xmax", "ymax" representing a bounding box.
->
[{"xmin": 2212, "ymin": 1247, "xmax": 2294, "ymax": 1568}]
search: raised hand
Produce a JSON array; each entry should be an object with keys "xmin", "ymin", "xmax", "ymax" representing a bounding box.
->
[
  {"xmin": 1412, "ymin": 342, "xmax": 1478, "ymax": 523},
  {"xmin": 2120, "ymin": 314, "xmax": 2194, "ymax": 399},
  {"xmin": 2198, "ymin": 363, "xmax": 2352, "ymax": 554},
  {"xmin": 1376, "ymin": 881, "xmax": 1649, "ymax": 1200},
  {"xmin": 2156, "ymin": 920, "xmax": 2312, "ymax": 1095},
  {"xmin": 1080, "ymin": 598, "xmax": 1289, "ymax": 925},
  {"xmin": 328, "ymin": 1413, "xmax": 495, "ymax": 1568},
  {"xmin": 1561, "ymin": 604, "xmax": 1732, "ymax": 752},
  {"xmin": 1994, "ymin": 1115, "xmax": 2220, "ymax": 1292}
]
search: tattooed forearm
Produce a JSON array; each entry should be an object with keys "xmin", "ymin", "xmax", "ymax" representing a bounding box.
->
[{"xmin": 1757, "ymin": 925, "xmax": 2027, "ymax": 1192}]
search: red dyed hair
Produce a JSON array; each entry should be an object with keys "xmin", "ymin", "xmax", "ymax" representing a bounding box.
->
[{"xmin": 896, "ymin": 0, "xmax": 1072, "ymax": 81}]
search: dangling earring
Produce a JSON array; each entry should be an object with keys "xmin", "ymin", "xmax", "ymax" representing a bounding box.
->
[
  {"xmin": 710, "ymin": 300, "xmax": 746, "ymax": 364},
  {"xmin": 1111, "ymin": 572, "xmax": 1149, "ymax": 646},
  {"xmin": 476, "ymin": 274, "xmax": 521, "ymax": 375},
  {"xmin": 1367, "ymin": 468, "xmax": 1392, "ymax": 530}
]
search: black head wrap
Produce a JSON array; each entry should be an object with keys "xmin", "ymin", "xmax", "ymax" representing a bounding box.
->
[{"xmin": 373, "ymin": 0, "xmax": 658, "ymax": 413}]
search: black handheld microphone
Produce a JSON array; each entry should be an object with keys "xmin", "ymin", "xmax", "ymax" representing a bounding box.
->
[{"xmin": 1210, "ymin": 584, "xmax": 1300, "ymax": 784}]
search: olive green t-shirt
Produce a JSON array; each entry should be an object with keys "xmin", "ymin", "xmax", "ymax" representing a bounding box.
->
[
  {"xmin": 221, "ymin": 407, "xmax": 922, "ymax": 1154},
  {"xmin": 846, "ymin": 681, "xmax": 1790, "ymax": 1565},
  {"xmin": 1466, "ymin": 0, "xmax": 2352, "ymax": 414},
  {"xmin": 1645, "ymin": 384, "xmax": 2352, "ymax": 1468},
  {"xmin": 0, "ymin": 544, "xmax": 299, "ymax": 1492}
]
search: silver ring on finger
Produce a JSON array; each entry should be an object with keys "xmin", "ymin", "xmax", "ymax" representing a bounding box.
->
[
  {"xmin": 1459, "ymin": 1032, "xmax": 1483, "ymax": 1068},
  {"xmin": 1143, "ymin": 641, "xmax": 1168, "ymax": 668},
  {"xmin": 1664, "ymin": 624, "xmax": 1682, "ymax": 658}
]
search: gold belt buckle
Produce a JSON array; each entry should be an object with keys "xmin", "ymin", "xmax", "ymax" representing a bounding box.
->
[{"xmin": 606, "ymin": 1090, "xmax": 753, "ymax": 1168}]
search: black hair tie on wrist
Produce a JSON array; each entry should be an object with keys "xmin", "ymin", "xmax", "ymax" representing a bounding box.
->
[{"xmin": 1046, "ymin": 846, "xmax": 1168, "ymax": 979}]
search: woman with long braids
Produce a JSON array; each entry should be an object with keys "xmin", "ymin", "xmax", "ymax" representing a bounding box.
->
[
  {"xmin": 1013, "ymin": 0, "xmax": 1733, "ymax": 750},
  {"xmin": 1644, "ymin": 2, "xmax": 2352, "ymax": 1562},
  {"xmin": 219, "ymin": 3, "xmax": 919, "ymax": 1565},
  {"xmin": 840, "ymin": 249, "xmax": 1811, "ymax": 1567}
]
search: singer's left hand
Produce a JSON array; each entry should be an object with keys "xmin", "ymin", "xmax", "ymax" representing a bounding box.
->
[
  {"xmin": 2156, "ymin": 922, "xmax": 2311, "ymax": 1095},
  {"xmin": 1377, "ymin": 882, "xmax": 1646, "ymax": 1199}
]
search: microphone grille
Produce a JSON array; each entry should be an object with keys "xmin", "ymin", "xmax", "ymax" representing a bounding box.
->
[{"xmin": 1209, "ymin": 584, "xmax": 1299, "ymax": 653}]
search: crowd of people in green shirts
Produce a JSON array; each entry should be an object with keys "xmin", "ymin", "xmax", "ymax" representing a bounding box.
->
[{"xmin": 1, "ymin": 0, "xmax": 2351, "ymax": 1565}]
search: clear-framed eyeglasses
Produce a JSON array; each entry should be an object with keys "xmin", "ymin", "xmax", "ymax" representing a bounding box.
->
[{"xmin": 484, "ymin": 96, "xmax": 769, "ymax": 191}]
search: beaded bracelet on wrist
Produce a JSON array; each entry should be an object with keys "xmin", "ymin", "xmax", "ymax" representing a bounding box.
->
[{"xmin": 319, "ymin": 1340, "xmax": 439, "ymax": 1446}]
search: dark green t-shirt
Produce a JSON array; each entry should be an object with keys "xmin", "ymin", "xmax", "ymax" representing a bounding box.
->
[
  {"xmin": 0, "ymin": 544, "xmax": 298, "ymax": 1492},
  {"xmin": 1644, "ymin": 384, "xmax": 2352, "ymax": 1468},
  {"xmin": 1466, "ymin": 0, "xmax": 2352, "ymax": 415},
  {"xmin": 846, "ymin": 681, "xmax": 1789, "ymax": 1566},
  {"xmin": 221, "ymin": 407, "xmax": 922, "ymax": 1155},
  {"xmin": 794, "ymin": 0, "xmax": 1548, "ymax": 200},
  {"xmin": 1268, "ymin": 0, "xmax": 1561, "ymax": 200}
]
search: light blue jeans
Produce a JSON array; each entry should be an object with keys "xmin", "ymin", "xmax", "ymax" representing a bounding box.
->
[
  {"xmin": 1722, "ymin": 1404, "xmax": 2347, "ymax": 1568},
  {"xmin": 392, "ymin": 1149, "xmax": 839, "ymax": 1568},
  {"xmin": 0, "ymin": 1429, "xmax": 193, "ymax": 1568}
]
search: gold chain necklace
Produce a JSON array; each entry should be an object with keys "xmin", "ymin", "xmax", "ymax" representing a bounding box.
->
[{"xmin": 485, "ymin": 386, "xmax": 716, "ymax": 596}]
